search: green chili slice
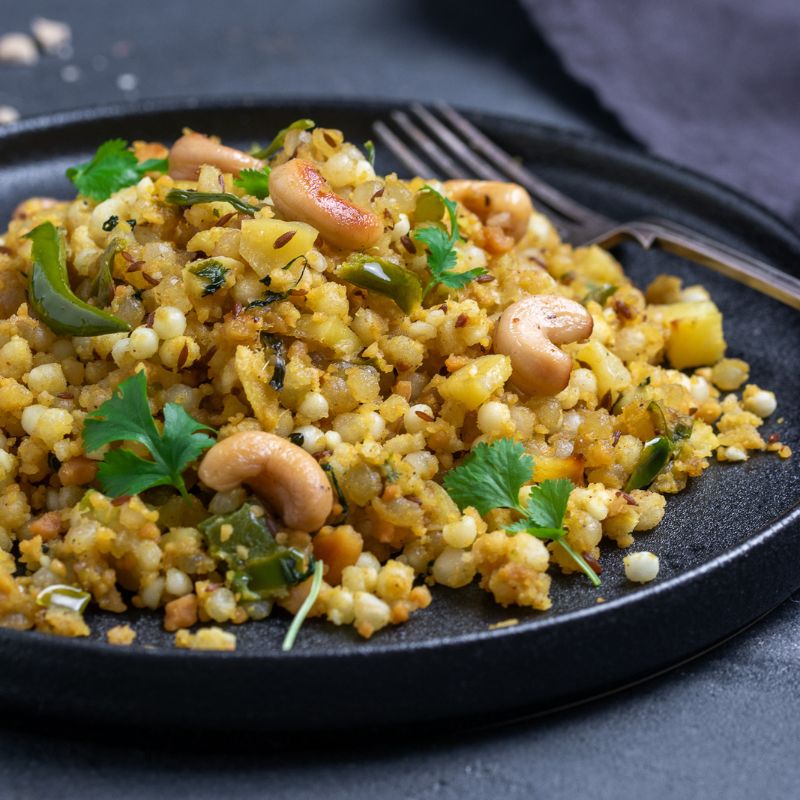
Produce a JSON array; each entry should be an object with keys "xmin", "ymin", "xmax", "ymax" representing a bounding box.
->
[
  {"xmin": 36, "ymin": 584, "xmax": 91, "ymax": 614},
  {"xmin": 25, "ymin": 222, "xmax": 130, "ymax": 336},
  {"xmin": 339, "ymin": 254, "xmax": 422, "ymax": 313},
  {"xmin": 90, "ymin": 237, "xmax": 124, "ymax": 306},
  {"xmin": 250, "ymin": 118, "xmax": 315, "ymax": 160},
  {"xmin": 625, "ymin": 436, "xmax": 673, "ymax": 491},
  {"xmin": 414, "ymin": 188, "xmax": 446, "ymax": 223},
  {"xmin": 199, "ymin": 503, "xmax": 313, "ymax": 602}
]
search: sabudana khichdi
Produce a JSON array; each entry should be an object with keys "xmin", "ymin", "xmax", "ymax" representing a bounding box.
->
[{"xmin": 0, "ymin": 120, "xmax": 790, "ymax": 650}]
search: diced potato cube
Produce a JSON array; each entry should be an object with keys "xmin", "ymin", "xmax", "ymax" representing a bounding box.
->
[
  {"xmin": 295, "ymin": 315, "xmax": 362, "ymax": 359},
  {"xmin": 653, "ymin": 301, "xmax": 726, "ymax": 369},
  {"xmin": 438, "ymin": 355, "xmax": 512, "ymax": 411},
  {"xmin": 532, "ymin": 454, "xmax": 585, "ymax": 485},
  {"xmin": 571, "ymin": 245, "xmax": 625, "ymax": 284},
  {"xmin": 239, "ymin": 219, "xmax": 318, "ymax": 278},
  {"xmin": 575, "ymin": 340, "xmax": 631, "ymax": 399}
]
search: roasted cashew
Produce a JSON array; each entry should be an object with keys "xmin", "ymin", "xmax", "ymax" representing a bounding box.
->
[
  {"xmin": 198, "ymin": 431, "xmax": 333, "ymax": 532},
  {"xmin": 168, "ymin": 132, "xmax": 264, "ymax": 181},
  {"xmin": 444, "ymin": 179, "xmax": 533, "ymax": 242},
  {"xmin": 269, "ymin": 158, "xmax": 383, "ymax": 251},
  {"xmin": 494, "ymin": 294, "xmax": 593, "ymax": 396}
]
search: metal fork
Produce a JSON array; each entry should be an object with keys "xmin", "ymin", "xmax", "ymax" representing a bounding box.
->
[{"xmin": 373, "ymin": 103, "xmax": 800, "ymax": 310}]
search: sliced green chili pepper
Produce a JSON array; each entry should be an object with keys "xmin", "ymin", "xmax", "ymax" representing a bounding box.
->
[
  {"xmin": 647, "ymin": 401, "xmax": 669, "ymax": 436},
  {"xmin": 625, "ymin": 436, "xmax": 673, "ymax": 491},
  {"xmin": 90, "ymin": 237, "xmax": 124, "ymax": 307},
  {"xmin": 164, "ymin": 189, "xmax": 260, "ymax": 216},
  {"xmin": 250, "ymin": 118, "xmax": 315, "ymax": 160},
  {"xmin": 414, "ymin": 187, "xmax": 446, "ymax": 223},
  {"xmin": 582, "ymin": 283, "xmax": 618, "ymax": 306},
  {"xmin": 339, "ymin": 253, "xmax": 422, "ymax": 313},
  {"xmin": 25, "ymin": 222, "xmax": 130, "ymax": 336},
  {"xmin": 36, "ymin": 584, "xmax": 91, "ymax": 614},
  {"xmin": 198, "ymin": 503, "xmax": 312, "ymax": 602},
  {"xmin": 230, "ymin": 548, "xmax": 312, "ymax": 602}
]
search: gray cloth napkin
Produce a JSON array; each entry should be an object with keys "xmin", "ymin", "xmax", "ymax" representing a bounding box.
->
[{"xmin": 520, "ymin": 0, "xmax": 800, "ymax": 227}]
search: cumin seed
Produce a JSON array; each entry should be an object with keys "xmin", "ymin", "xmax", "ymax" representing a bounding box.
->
[
  {"xmin": 400, "ymin": 234, "xmax": 416, "ymax": 254},
  {"xmin": 476, "ymin": 274, "xmax": 495, "ymax": 283},
  {"xmin": 273, "ymin": 230, "xmax": 296, "ymax": 249},
  {"xmin": 455, "ymin": 313, "xmax": 468, "ymax": 328},
  {"xmin": 177, "ymin": 342, "xmax": 189, "ymax": 370}
]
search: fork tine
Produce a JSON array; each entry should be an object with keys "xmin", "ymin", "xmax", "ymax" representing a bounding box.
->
[
  {"xmin": 435, "ymin": 102, "xmax": 600, "ymax": 224},
  {"xmin": 372, "ymin": 120, "xmax": 437, "ymax": 178},
  {"xmin": 409, "ymin": 103, "xmax": 500, "ymax": 182},
  {"xmin": 389, "ymin": 111, "xmax": 466, "ymax": 179}
]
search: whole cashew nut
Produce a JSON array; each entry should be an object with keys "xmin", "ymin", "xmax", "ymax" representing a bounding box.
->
[
  {"xmin": 269, "ymin": 158, "xmax": 383, "ymax": 251},
  {"xmin": 494, "ymin": 294, "xmax": 594, "ymax": 396},
  {"xmin": 168, "ymin": 132, "xmax": 264, "ymax": 181},
  {"xmin": 444, "ymin": 180, "xmax": 533, "ymax": 242},
  {"xmin": 198, "ymin": 431, "xmax": 333, "ymax": 532}
]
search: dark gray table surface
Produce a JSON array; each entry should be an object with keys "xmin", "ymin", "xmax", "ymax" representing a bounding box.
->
[{"xmin": 1, "ymin": 2, "xmax": 798, "ymax": 798}]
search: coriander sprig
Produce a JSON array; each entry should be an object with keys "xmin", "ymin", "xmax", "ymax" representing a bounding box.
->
[
  {"xmin": 165, "ymin": 189, "xmax": 260, "ymax": 216},
  {"xmin": 67, "ymin": 139, "xmax": 168, "ymax": 201},
  {"xmin": 443, "ymin": 438, "xmax": 600, "ymax": 586},
  {"xmin": 234, "ymin": 166, "xmax": 271, "ymax": 199},
  {"xmin": 412, "ymin": 186, "xmax": 487, "ymax": 299},
  {"xmin": 83, "ymin": 371, "xmax": 216, "ymax": 499}
]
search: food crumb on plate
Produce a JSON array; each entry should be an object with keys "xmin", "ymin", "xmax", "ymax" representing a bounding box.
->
[
  {"xmin": 623, "ymin": 552, "xmax": 660, "ymax": 584},
  {"xmin": 488, "ymin": 618, "xmax": 519, "ymax": 630},
  {"xmin": 175, "ymin": 627, "xmax": 237, "ymax": 652},
  {"xmin": 107, "ymin": 624, "xmax": 137, "ymax": 646}
]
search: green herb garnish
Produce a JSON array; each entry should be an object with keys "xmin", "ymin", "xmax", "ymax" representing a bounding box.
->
[
  {"xmin": 165, "ymin": 189, "xmax": 260, "ymax": 216},
  {"xmin": 234, "ymin": 167, "xmax": 271, "ymax": 199},
  {"xmin": 191, "ymin": 259, "xmax": 230, "ymax": 297},
  {"xmin": 66, "ymin": 139, "xmax": 167, "ymax": 201},
  {"xmin": 247, "ymin": 255, "xmax": 308, "ymax": 309},
  {"xmin": 90, "ymin": 237, "xmax": 124, "ymax": 307},
  {"xmin": 282, "ymin": 558, "xmax": 324, "ymax": 652},
  {"xmin": 260, "ymin": 332, "xmax": 286, "ymax": 391},
  {"xmin": 321, "ymin": 462, "xmax": 348, "ymax": 524},
  {"xmin": 443, "ymin": 438, "xmax": 600, "ymax": 586},
  {"xmin": 363, "ymin": 139, "xmax": 375, "ymax": 167},
  {"xmin": 412, "ymin": 186, "xmax": 487, "ymax": 299},
  {"xmin": 83, "ymin": 371, "xmax": 216, "ymax": 499},
  {"xmin": 251, "ymin": 118, "xmax": 316, "ymax": 160}
]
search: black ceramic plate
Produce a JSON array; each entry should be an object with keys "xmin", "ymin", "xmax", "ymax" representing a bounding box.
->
[{"xmin": 0, "ymin": 99, "xmax": 798, "ymax": 732}]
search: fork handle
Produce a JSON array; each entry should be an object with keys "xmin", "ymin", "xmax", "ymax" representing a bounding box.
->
[{"xmin": 598, "ymin": 220, "xmax": 800, "ymax": 310}]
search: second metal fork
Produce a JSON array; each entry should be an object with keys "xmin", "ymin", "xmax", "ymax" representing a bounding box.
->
[{"xmin": 374, "ymin": 103, "xmax": 800, "ymax": 310}]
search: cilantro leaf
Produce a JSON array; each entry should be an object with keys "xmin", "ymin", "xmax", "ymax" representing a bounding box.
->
[
  {"xmin": 83, "ymin": 371, "xmax": 216, "ymax": 498},
  {"xmin": 191, "ymin": 260, "xmax": 230, "ymax": 296},
  {"xmin": 234, "ymin": 167, "xmax": 271, "ymax": 199},
  {"xmin": 412, "ymin": 186, "xmax": 487, "ymax": 299},
  {"xmin": 524, "ymin": 478, "xmax": 573, "ymax": 530},
  {"xmin": 66, "ymin": 139, "xmax": 168, "ymax": 201},
  {"xmin": 442, "ymin": 438, "xmax": 599, "ymax": 586},
  {"xmin": 443, "ymin": 439, "xmax": 532, "ymax": 515},
  {"xmin": 363, "ymin": 139, "xmax": 375, "ymax": 167}
]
